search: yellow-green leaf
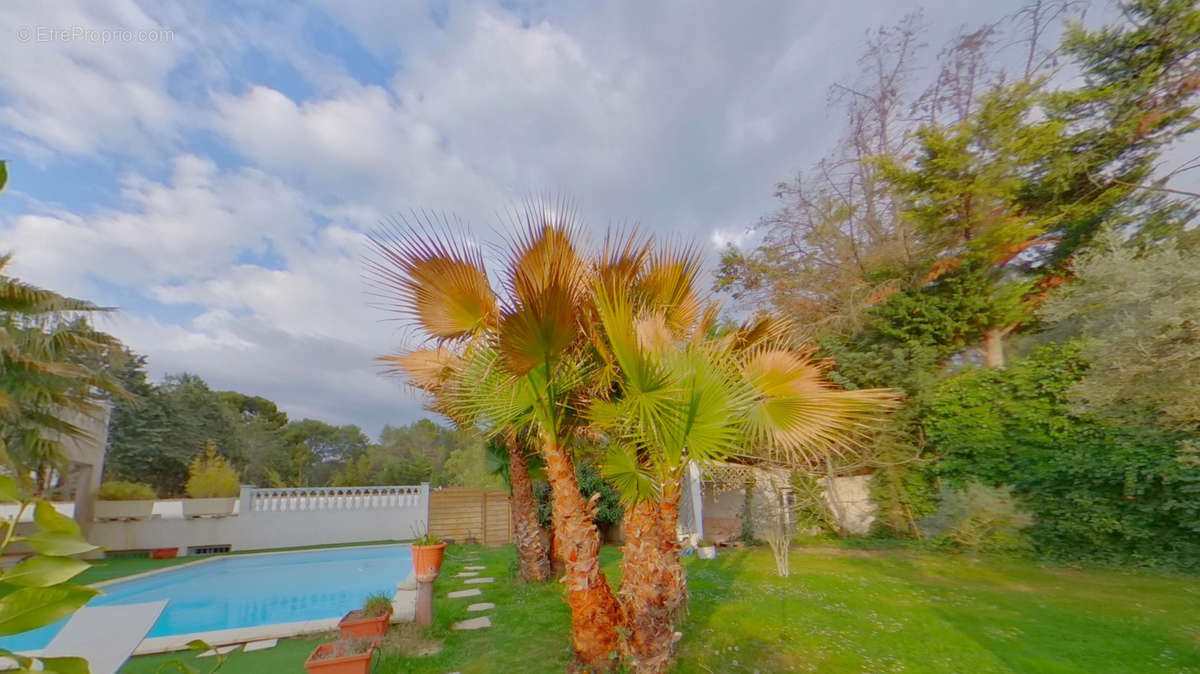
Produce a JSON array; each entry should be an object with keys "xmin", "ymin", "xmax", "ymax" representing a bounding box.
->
[
  {"xmin": 0, "ymin": 475, "xmax": 18, "ymax": 503},
  {"xmin": 38, "ymin": 656, "xmax": 90, "ymax": 674},
  {"xmin": 0, "ymin": 586, "xmax": 98, "ymax": 636},
  {"xmin": 18, "ymin": 531, "xmax": 97, "ymax": 557},
  {"xmin": 3, "ymin": 555, "xmax": 89, "ymax": 587},
  {"xmin": 34, "ymin": 501, "xmax": 81, "ymax": 536}
]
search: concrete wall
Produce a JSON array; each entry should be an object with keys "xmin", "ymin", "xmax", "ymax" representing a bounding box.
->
[
  {"xmin": 820, "ymin": 474, "xmax": 877, "ymax": 535},
  {"xmin": 87, "ymin": 485, "xmax": 430, "ymax": 555}
]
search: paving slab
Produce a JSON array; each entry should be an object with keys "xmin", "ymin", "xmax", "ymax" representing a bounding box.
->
[
  {"xmin": 466, "ymin": 602, "xmax": 495, "ymax": 612},
  {"xmin": 464, "ymin": 565, "xmax": 486, "ymax": 570},
  {"xmin": 40, "ymin": 601, "xmax": 167, "ymax": 674},
  {"xmin": 455, "ymin": 571, "xmax": 479, "ymax": 577},
  {"xmin": 464, "ymin": 577, "xmax": 494, "ymax": 585},
  {"xmin": 452, "ymin": 616, "xmax": 492, "ymax": 631},
  {"xmin": 242, "ymin": 639, "xmax": 277, "ymax": 653},
  {"xmin": 447, "ymin": 588, "xmax": 483, "ymax": 599}
]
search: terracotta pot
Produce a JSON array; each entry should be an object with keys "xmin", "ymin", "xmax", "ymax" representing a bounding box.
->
[
  {"xmin": 411, "ymin": 542, "xmax": 446, "ymax": 582},
  {"xmin": 304, "ymin": 641, "xmax": 375, "ymax": 674},
  {"xmin": 151, "ymin": 548, "xmax": 178, "ymax": 559},
  {"xmin": 338, "ymin": 608, "xmax": 391, "ymax": 641}
]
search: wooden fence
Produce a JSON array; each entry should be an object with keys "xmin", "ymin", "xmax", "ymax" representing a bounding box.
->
[{"xmin": 428, "ymin": 487, "xmax": 512, "ymax": 546}]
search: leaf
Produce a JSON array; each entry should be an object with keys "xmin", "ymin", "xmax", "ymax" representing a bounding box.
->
[
  {"xmin": 0, "ymin": 475, "xmax": 18, "ymax": 503},
  {"xmin": 0, "ymin": 160, "xmax": 7, "ymax": 192},
  {"xmin": 0, "ymin": 585, "xmax": 98, "ymax": 636},
  {"xmin": 38, "ymin": 656, "xmax": 90, "ymax": 674},
  {"xmin": 18, "ymin": 531, "xmax": 98, "ymax": 557},
  {"xmin": 3, "ymin": 555, "xmax": 90, "ymax": 587},
  {"xmin": 34, "ymin": 501, "xmax": 82, "ymax": 536}
]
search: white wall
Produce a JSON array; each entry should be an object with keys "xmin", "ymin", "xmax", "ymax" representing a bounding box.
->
[{"xmin": 86, "ymin": 485, "xmax": 430, "ymax": 555}]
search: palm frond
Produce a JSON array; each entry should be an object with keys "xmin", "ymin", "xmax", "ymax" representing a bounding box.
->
[{"xmin": 366, "ymin": 214, "xmax": 498, "ymax": 340}]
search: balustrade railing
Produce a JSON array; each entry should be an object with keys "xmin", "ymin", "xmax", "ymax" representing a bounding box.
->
[{"xmin": 245, "ymin": 485, "xmax": 426, "ymax": 513}]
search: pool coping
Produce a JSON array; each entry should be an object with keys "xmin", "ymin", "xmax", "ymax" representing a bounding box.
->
[{"xmin": 87, "ymin": 542, "xmax": 417, "ymax": 656}]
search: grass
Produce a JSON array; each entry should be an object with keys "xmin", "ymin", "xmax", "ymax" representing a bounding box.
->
[{"xmin": 116, "ymin": 544, "xmax": 1200, "ymax": 673}]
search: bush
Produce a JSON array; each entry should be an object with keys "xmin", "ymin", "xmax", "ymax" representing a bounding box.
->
[
  {"xmin": 925, "ymin": 343, "xmax": 1200, "ymax": 569},
  {"xmin": 185, "ymin": 441, "xmax": 240, "ymax": 498},
  {"xmin": 920, "ymin": 482, "xmax": 1032, "ymax": 551},
  {"xmin": 97, "ymin": 481, "xmax": 156, "ymax": 500},
  {"xmin": 534, "ymin": 458, "xmax": 623, "ymax": 529}
]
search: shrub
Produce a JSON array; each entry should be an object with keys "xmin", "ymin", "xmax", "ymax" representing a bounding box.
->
[
  {"xmin": 97, "ymin": 481, "xmax": 156, "ymax": 500},
  {"xmin": 184, "ymin": 441, "xmax": 240, "ymax": 498},
  {"xmin": 920, "ymin": 482, "xmax": 1032, "ymax": 551},
  {"xmin": 925, "ymin": 343, "xmax": 1200, "ymax": 569},
  {"xmin": 362, "ymin": 592, "xmax": 393, "ymax": 618}
]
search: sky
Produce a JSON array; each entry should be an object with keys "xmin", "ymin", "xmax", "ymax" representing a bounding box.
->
[{"xmin": 0, "ymin": 0, "xmax": 1185, "ymax": 439}]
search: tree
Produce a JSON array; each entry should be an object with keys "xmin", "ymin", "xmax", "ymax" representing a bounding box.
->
[
  {"xmin": 368, "ymin": 208, "xmax": 625, "ymax": 667},
  {"xmin": 279, "ymin": 419, "xmax": 370, "ymax": 486},
  {"xmin": 0, "ymin": 254, "xmax": 125, "ymax": 494},
  {"xmin": 1040, "ymin": 231, "xmax": 1200, "ymax": 430},
  {"xmin": 590, "ymin": 266, "xmax": 898, "ymax": 672}
]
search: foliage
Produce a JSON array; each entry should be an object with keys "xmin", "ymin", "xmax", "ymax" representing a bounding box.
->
[
  {"xmin": 361, "ymin": 592, "xmax": 393, "ymax": 618},
  {"xmin": 97, "ymin": 480, "xmax": 156, "ymax": 501},
  {"xmin": 919, "ymin": 481, "xmax": 1033, "ymax": 551},
  {"xmin": 0, "ymin": 254, "xmax": 126, "ymax": 494},
  {"xmin": 1039, "ymin": 230, "xmax": 1200, "ymax": 431},
  {"xmin": 533, "ymin": 458, "xmax": 623, "ymax": 529},
  {"xmin": 411, "ymin": 530, "xmax": 442, "ymax": 546},
  {"xmin": 0, "ymin": 474, "xmax": 97, "ymax": 673},
  {"xmin": 185, "ymin": 442, "xmax": 240, "ymax": 498},
  {"xmin": 106, "ymin": 373, "xmax": 245, "ymax": 495},
  {"xmin": 925, "ymin": 344, "xmax": 1200, "ymax": 568}
]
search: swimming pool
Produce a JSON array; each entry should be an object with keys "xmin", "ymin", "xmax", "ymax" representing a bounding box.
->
[{"xmin": 0, "ymin": 543, "xmax": 413, "ymax": 652}]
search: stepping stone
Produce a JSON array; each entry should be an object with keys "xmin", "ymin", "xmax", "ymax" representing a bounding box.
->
[
  {"xmin": 198, "ymin": 645, "xmax": 240, "ymax": 658},
  {"xmin": 464, "ymin": 577, "xmax": 494, "ymax": 585},
  {"xmin": 243, "ymin": 639, "xmax": 277, "ymax": 653},
  {"xmin": 466, "ymin": 602, "xmax": 495, "ymax": 612},
  {"xmin": 447, "ymin": 589, "xmax": 482, "ymax": 599},
  {"xmin": 464, "ymin": 565, "xmax": 485, "ymax": 570},
  {"xmin": 455, "ymin": 571, "xmax": 479, "ymax": 577},
  {"xmin": 452, "ymin": 616, "xmax": 492, "ymax": 631}
]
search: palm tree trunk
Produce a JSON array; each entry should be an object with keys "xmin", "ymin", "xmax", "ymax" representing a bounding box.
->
[
  {"xmin": 542, "ymin": 438, "xmax": 624, "ymax": 669},
  {"xmin": 507, "ymin": 440, "xmax": 552, "ymax": 582},
  {"xmin": 619, "ymin": 484, "xmax": 685, "ymax": 674}
]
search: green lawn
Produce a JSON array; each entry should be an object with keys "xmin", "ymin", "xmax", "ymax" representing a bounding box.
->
[{"xmin": 118, "ymin": 544, "xmax": 1200, "ymax": 673}]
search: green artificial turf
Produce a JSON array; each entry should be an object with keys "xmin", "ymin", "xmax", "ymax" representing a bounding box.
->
[{"xmin": 116, "ymin": 544, "xmax": 1200, "ymax": 673}]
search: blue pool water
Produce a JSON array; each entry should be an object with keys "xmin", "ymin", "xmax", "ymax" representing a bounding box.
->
[{"xmin": 0, "ymin": 544, "xmax": 412, "ymax": 652}]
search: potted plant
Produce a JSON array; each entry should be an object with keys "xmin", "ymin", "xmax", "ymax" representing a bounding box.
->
[
  {"xmin": 338, "ymin": 592, "xmax": 393, "ymax": 641},
  {"xmin": 304, "ymin": 639, "xmax": 375, "ymax": 674},
  {"xmin": 182, "ymin": 441, "xmax": 240, "ymax": 518},
  {"xmin": 94, "ymin": 481, "xmax": 156, "ymax": 521},
  {"xmin": 697, "ymin": 539, "xmax": 718, "ymax": 560},
  {"xmin": 411, "ymin": 530, "xmax": 446, "ymax": 582}
]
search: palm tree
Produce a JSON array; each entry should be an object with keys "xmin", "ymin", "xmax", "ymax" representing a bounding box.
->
[
  {"xmin": 0, "ymin": 254, "xmax": 125, "ymax": 493},
  {"xmin": 367, "ymin": 207, "xmax": 625, "ymax": 668},
  {"xmin": 589, "ymin": 253, "xmax": 899, "ymax": 672}
]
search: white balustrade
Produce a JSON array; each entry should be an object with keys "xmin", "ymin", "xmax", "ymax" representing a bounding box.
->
[{"xmin": 247, "ymin": 485, "xmax": 425, "ymax": 513}]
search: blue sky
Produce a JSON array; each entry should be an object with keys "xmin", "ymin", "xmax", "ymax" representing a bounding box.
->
[{"xmin": 2, "ymin": 0, "xmax": 1185, "ymax": 439}]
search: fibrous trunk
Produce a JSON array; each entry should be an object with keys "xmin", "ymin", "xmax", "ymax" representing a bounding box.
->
[
  {"xmin": 541, "ymin": 439, "xmax": 624, "ymax": 669},
  {"xmin": 507, "ymin": 439, "xmax": 552, "ymax": 583},
  {"xmin": 619, "ymin": 485, "xmax": 685, "ymax": 674}
]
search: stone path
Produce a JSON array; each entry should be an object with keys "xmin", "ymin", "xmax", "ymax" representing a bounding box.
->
[{"xmin": 449, "ymin": 552, "xmax": 496, "ymax": 634}]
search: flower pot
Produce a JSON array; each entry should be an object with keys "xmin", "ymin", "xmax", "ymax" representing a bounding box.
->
[
  {"xmin": 698, "ymin": 545, "xmax": 717, "ymax": 560},
  {"xmin": 94, "ymin": 500, "xmax": 154, "ymax": 521},
  {"xmin": 304, "ymin": 641, "xmax": 375, "ymax": 674},
  {"xmin": 338, "ymin": 608, "xmax": 392, "ymax": 641},
  {"xmin": 151, "ymin": 547, "xmax": 179, "ymax": 559},
  {"xmin": 182, "ymin": 497, "xmax": 237, "ymax": 518},
  {"xmin": 411, "ymin": 542, "xmax": 446, "ymax": 582}
]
